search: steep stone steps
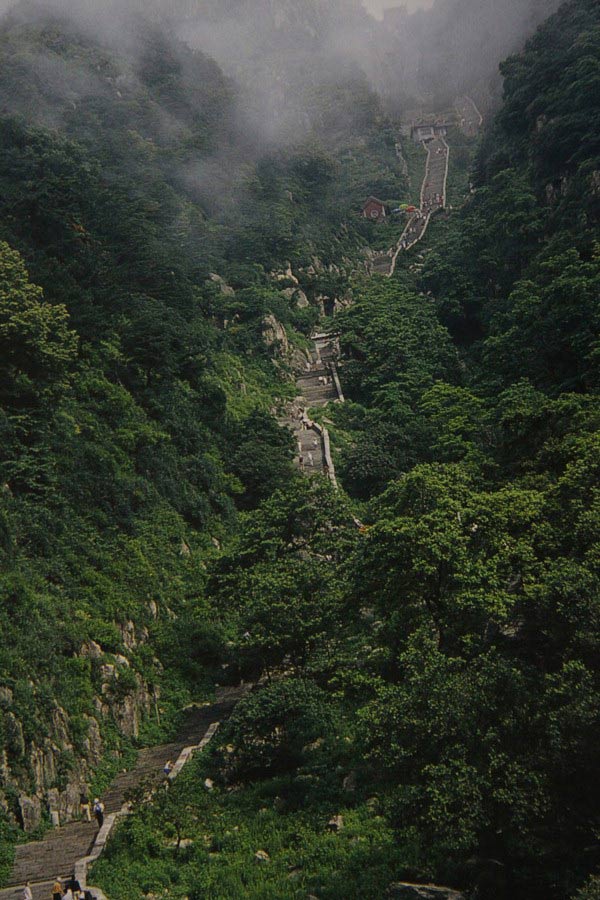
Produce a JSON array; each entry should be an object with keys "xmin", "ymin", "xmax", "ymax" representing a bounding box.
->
[
  {"xmin": 298, "ymin": 427, "xmax": 325, "ymax": 473},
  {"xmin": 297, "ymin": 369, "xmax": 339, "ymax": 405},
  {"xmin": 372, "ymin": 254, "xmax": 394, "ymax": 275},
  {"xmin": 0, "ymin": 690, "xmax": 246, "ymax": 900}
]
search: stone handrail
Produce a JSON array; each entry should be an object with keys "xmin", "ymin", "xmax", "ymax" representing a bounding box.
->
[
  {"xmin": 441, "ymin": 137, "xmax": 450, "ymax": 207},
  {"xmin": 330, "ymin": 363, "xmax": 345, "ymax": 403},
  {"xmin": 301, "ymin": 414, "xmax": 338, "ymax": 490},
  {"xmin": 78, "ymin": 722, "xmax": 221, "ymax": 900}
]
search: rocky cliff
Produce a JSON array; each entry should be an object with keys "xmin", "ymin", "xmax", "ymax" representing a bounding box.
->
[{"xmin": 0, "ymin": 616, "xmax": 160, "ymax": 832}]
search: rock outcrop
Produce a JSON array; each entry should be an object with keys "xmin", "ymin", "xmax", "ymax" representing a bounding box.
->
[
  {"xmin": 262, "ymin": 315, "xmax": 290, "ymax": 356},
  {"xmin": 18, "ymin": 794, "xmax": 42, "ymax": 832},
  {"xmin": 0, "ymin": 620, "xmax": 161, "ymax": 831},
  {"xmin": 208, "ymin": 272, "xmax": 235, "ymax": 296}
]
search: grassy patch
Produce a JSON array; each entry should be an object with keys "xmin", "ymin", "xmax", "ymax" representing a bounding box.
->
[{"xmin": 92, "ymin": 754, "xmax": 418, "ymax": 900}]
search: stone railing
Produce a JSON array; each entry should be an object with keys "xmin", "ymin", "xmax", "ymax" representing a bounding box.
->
[{"xmin": 79, "ymin": 723, "xmax": 221, "ymax": 900}]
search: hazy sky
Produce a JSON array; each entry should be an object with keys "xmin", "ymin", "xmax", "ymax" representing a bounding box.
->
[
  {"xmin": 0, "ymin": 0, "xmax": 438, "ymax": 19},
  {"xmin": 364, "ymin": 0, "xmax": 436, "ymax": 16}
]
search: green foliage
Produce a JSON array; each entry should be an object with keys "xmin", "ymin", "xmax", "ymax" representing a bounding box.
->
[
  {"xmin": 220, "ymin": 679, "xmax": 336, "ymax": 778},
  {"xmin": 575, "ymin": 877, "xmax": 600, "ymax": 900},
  {"xmin": 92, "ymin": 750, "xmax": 419, "ymax": 900},
  {"xmin": 1, "ymin": 3, "xmax": 600, "ymax": 900}
]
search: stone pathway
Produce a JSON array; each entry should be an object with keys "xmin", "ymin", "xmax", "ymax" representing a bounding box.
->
[
  {"xmin": 371, "ymin": 134, "xmax": 450, "ymax": 277},
  {"xmin": 455, "ymin": 95, "xmax": 483, "ymax": 138},
  {"xmin": 281, "ymin": 333, "xmax": 343, "ymax": 486},
  {"xmin": 0, "ymin": 687, "xmax": 247, "ymax": 900}
]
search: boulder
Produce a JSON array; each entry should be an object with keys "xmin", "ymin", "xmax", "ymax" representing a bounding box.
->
[
  {"xmin": 18, "ymin": 794, "xmax": 42, "ymax": 832},
  {"xmin": 208, "ymin": 273, "xmax": 235, "ymax": 296},
  {"xmin": 327, "ymin": 815, "xmax": 344, "ymax": 833},
  {"xmin": 469, "ymin": 858, "xmax": 509, "ymax": 900},
  {"xmin": 120, "ymin": 620, "xmax": 137, "ymax": 650},
  {"xmin": 100, "ymin": 663, "xmax": 116, "ymax": 682},
  {"xmin": 387, "ymin": 884, "xmax": 465, "ymax": 900},
  {"xmin": 294, "ymin": 290, "xmax": 310, "ymax": 309},
  {"xmin": 80, "ymin": 640, "xmax": 103, "ymax": 660},
  {"xmin": 204, "ymin": 778, "xmax": 214, "ymax": 792},
  {"xmin": 342, "ymin": 772, "xmax": 356, "ymax": 793},
  {"xmin": 255, "ymin": 850, "xmax": 270, "ymax": 863}
]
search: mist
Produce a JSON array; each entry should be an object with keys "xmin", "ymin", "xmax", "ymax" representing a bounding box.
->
[
  {"xmin": 0, "ymin": 0, "xmax": 563, "ymax": 171},
  {"xmin": 363, "ymin": 0, "xmax": 435, "ymax": 16},
  {"xmin": 0, "ymin": 0, "xmax": 562, "ymax": 116}
]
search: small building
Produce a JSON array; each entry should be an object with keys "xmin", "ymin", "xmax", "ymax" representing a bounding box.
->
[
  {"xmin": 411, "ymin": 123, "xmax": 449, "ymax": 144},
  {"xmin": 362, "ymin": 196, "xmax": 387, "ymax": 222}
]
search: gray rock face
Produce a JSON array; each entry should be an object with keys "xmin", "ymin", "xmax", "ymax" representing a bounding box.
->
[
  {"xmin": 3, "ymin": 626, "xmax": 159, "ymax": 831},
  {"xmin": 208, "ymin": 272, "xmax": 235, "ymax": 296},
  {"xmin": 5, "ymin": 712, "xmax": 25, "ymax": 758},
  {"xmin": 83, "ymin": 714, "xmax": 103, "ymax": 766},
  {"xmin": 387, "ymin": 884, "xmax": 465, "ymax": 900},
  {"xmin": 281, "ymin": 287, "xmax": 310, "ymax": 308},
  {"xmin": 262, "ymin": 314, "xmax": 290, "ymax": 356},
  {"xmin": 47, "ymin": 781, "xmax": 81, "ymax": 823}
]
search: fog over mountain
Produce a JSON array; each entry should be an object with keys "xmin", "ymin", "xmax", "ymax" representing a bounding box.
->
[
  {"xmin": 363, "ymin": 0, "xmax": 435, "ymax": 15},
  {"xmin": 0, "ymin": 0, "xmax": 562, "ymax": 125}
]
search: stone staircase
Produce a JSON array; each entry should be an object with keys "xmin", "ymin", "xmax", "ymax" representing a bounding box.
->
[
  {"xmin": 281, "ymin": 333, "xmax": 342, "ymax": 483},
  {"xmin": 372, "ymin": 132, "xmax": 450, "ymax": 278},
  {"xmin": 455, "ymin": 95, "xmax": 483, "ymax": 138},
  {"xmin": 371, "ymin": 252, "xmax": 394, "ymax": 276},
  {"xmin": 0, "ymin": 688, "xmax": 246, "ymax": 900}
]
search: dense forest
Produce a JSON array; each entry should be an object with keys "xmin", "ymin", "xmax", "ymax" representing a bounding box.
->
[{"xmin": 0, "ymin": 0, "xmax": 599, "ymax": 898}]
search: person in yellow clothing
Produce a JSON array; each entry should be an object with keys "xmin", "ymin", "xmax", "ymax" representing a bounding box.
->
[{"xmin": 52, "ymin": 878, "xmax": 62, "ymax": 900}]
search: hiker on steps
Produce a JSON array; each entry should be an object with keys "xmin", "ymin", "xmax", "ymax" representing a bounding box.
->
[
  {"xmin": 163, "ymin": 760, "xmax": 173, "ymax": 777},
  {"xmin": 22, "ymin": 882, "xmax": 33, "ymax": 900},
  {"xmin": 93, "ymin": 798, "xmax": 105, "ymax": 829},
  {"xmin": 67, "ymin": 875, "xmax": 81, "ymax": 898}
]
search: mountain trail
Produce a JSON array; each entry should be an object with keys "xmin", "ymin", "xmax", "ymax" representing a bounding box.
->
[{"xmin": 0, "ymin": 686, "xmax": 249, "ymax": 900}]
